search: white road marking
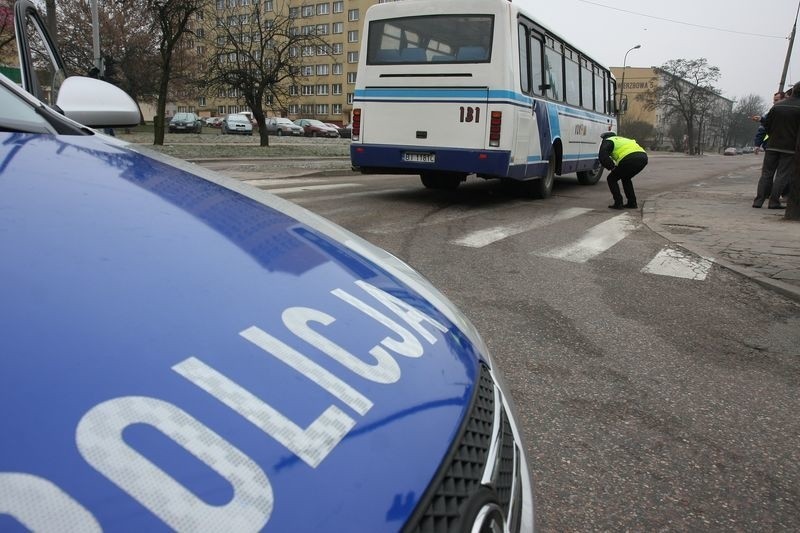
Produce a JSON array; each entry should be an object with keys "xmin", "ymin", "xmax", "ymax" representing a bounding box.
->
[
  {"xmin": 266, "ymin": 183, "xmax": 361, "ymax": 195},
  {"xmin": 452, "ymin": 208, "xmax": 593, "ymax": 248},
  {"xmin": 536, "ymin": 213, "xmax": 640, "ymax": 263},
  {"xmin": 368, "ymin": 204, "xmax": 523, "ymax": 235},
  {"xmin": 243, "ymin": 177, "xmax": 330, "ymax": 187},
  {"xmin": 291, "ymin": 187, "xmax": 410, "ymax": 204},
  {"xmin": 641, "ymin": 246, "xmax": 713, "ymax": 280}
]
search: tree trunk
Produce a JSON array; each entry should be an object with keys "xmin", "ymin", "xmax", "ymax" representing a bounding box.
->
[{"xmin": 154, "ymin": 72, "xmax": 169, "ymax": 146}]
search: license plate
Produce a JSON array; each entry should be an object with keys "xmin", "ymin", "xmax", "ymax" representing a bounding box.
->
[{"xmin": 402, "ymin": 152, "xmax": 435, "ymax": 163}]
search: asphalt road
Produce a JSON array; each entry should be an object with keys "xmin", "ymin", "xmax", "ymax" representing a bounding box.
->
[{"xmin": 201, "ymin": 154, "xmax": 800, "ymax": 531}]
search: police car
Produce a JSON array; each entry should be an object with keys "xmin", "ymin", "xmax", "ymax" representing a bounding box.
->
[{"xmin": 0, "ymin": 2, "xmax": 534, "ymax": 531}]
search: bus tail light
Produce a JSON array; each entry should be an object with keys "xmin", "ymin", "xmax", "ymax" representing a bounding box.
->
[
  {"xmin": 489, "ymin": 111, "xmax": 502, "ymax": 147},
  {"xmin": 352, "ymin": 108, "xmax": 361, "ymax": 141}
]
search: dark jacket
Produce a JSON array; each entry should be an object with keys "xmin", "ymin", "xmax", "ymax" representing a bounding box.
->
[{"xmin": 764, "ymin": 95, "xmax": 800, "ymax": 152}]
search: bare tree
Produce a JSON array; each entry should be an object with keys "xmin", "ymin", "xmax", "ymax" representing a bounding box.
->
[
  {"xmin": 0, "ymin": 0, "xmax": 16, "ymax": 57},
  {"xmin": 640, "ymin": 59, "xmax": 721, "ymax": 155},
  {"xmin": 138, "ymin": 0, "xmax": 204, "ymax": 146},
  {"xmin": 203, "ymin": 2, "xmax": 330, "ymax": 147},
  {"xmin": 727, "ymin": 94, "xmax": 766, "ymax": 148},
  {"xmin": 56, "ymin": 0, "xmax": 161, "ymax": 106}
]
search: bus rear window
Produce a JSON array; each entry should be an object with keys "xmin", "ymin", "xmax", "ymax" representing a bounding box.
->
[{"xmin": 367, "ymin": 15, "xmax": 493, "ymax": 64}]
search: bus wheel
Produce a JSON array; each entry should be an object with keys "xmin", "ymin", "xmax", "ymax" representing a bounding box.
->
[
  {"xmin": 524, "ymin": 156, "xmax": 555, "ymax": 198},
  {"xmin": 420, "ymin": 172, "xmax": 463, "ymax": 190},
  {"xmin": 577, "ymin": 162, "xmax": 604, "ymax": 185}
]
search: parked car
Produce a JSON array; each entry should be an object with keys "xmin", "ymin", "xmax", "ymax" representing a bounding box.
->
[
  {"xmin": 168, "ymin": 112, "xmax": 203, "ymax": 133},
  {"xmin": 265, "ymin": 116, "xmax": 304, "ymax": 136},
  {"xmin": 294, "ymin": 118, "xmax": 340, "ymax": 138},
  {"xmin": 222, "ymin": 113, "xmax": 254, "ymax": 135},
  {"xmin": 204, "ymin": 116, "xmax": 224, "ymax": 128},
  {"xmin": 238, "ymin": 111, "xmax": 259, "ymax": 127},
  {"xmin": 723, "ymin": 147, "xmax": 738, "ymax": 156},
  {"xmin": 0, "ymin": 3, "xmax": 534, "ymax": 531},
  {"xmin": 336, "ymin": 124, "xmax": 352, "ymax": 139}
]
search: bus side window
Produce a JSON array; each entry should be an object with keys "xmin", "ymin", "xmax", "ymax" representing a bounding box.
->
[
  {"xmin": 543, "ymin": 39, "xmax": 562, "ymax": 101},
  {"xmin": 580, "ymin": 58, "xmax": 593, "ymax": 109},
  {"xmin": 594, "ymin": 67, "xmax": 606, "ymax": 113},
  {"xmin": 518, "ymin": 24, "xmax": 530, "ymax": 93},
  {"xmin": 530, "ymin": 36, "xmax": 543, "ymax": 96},
  {"xmin": 608, "ymin": 77, "xmax": 617, "ymax": 114},
  {"xmin": 564, "ymin": 48, "xmax": 580, "ymax": 106}
]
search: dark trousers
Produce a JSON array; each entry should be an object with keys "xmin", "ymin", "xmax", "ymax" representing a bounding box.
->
[
  {"xmin": 754, "ymin": 150, "xmax": 781, "ymax": 206},
  {"xmin": 771, "ymin": 152, "xmax": 795, "ymax": 205},
  {"xmin": 607, "ymin": 152, "xmax": 648, "ymax": 205}
]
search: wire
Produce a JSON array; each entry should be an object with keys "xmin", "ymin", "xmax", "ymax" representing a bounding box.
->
[{"xmin": 576, "ymin": 0, "xmax": 788, "ymax": 39}]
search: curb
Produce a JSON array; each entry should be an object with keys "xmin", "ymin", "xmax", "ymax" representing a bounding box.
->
[{"xmin": 641, "ymin": 196, "xmax": 800, "ymax": 305}]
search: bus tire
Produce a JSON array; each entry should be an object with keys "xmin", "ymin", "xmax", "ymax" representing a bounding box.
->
[
  {"xmin": 577, "ymin": 162, "xmax": 604, "ymax": 185},
  {"xmin": 420, "ymin": 172, "xmax": 463, "ymax": 190},
  {"xmin": 524, "ymin": 156, "xmax": 555, "ymax": 199}
]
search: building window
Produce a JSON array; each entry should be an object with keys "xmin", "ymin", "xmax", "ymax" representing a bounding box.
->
[
  {"xmin": 302, "ymin": 65, "xmax": 313, "ymax": 76},
  {"xmin": 316, "ymin": 64, "xmax": 329, "ymax": 75},
  {"xmin": 198, "ymin": 96, "xmax": 206, "ymax": 106},
  {"xmin": 289, "ymin": 7, "xmax": 299, "ymax": 18},
  {"xmin": 302, "ymin": 46, "xmax": 314, "ymax": 56},
  {"xmin": 347, "ymin": 72, "xmax": 357, "ymax": 83},
  {"xmin": 264, "ymin": 0, "xmax": 273, "ymax": 11},
  {"xmin": 316, "ymin": 84, "xmax": 329, "ymax": 95},
  {"xmin": 332, "ymin": 103, "xmax": 342, "ymax": 114},
  {"xmin": 289, "ymin": 85, "xmax": 299, "ymax": 96},
  {"xmin": 347, "ymin": 51, "xmax": 358, "ymax": 63},
  {"xmin": 302, "ymin": 85, "xmax": 315, "ymax": 95},
  {"xmin": 347, "ymin": 93, "xmax": 354, "ymax": 104},
  {"xmin": 316, "ymin": 3, "xmax": 329, "ymax": 15},
  {"xmin": 348, "ymin": 8, "xmax": 359, "ymax": 21},
  {"xmin": 332, "ymin": 63, "xmax": 343, "ymax": 75},
  {"xmin": 332, "ymin": 43, "xmax": 343, "ymax": 55},
  {"xmin": 316, "ymin": 24, "xmax": 329, "ymax": 35},
  {"xmin": 302, "ymin": 5, "xmax": 314, "ymax": 17},
  {"xmin": 332, "ymin": 22, "xmax": 343, "ymax": 34},
  {"xmin": 333, "ymin": 1, "xmax": 343, "ymax": 13},
  {"xmin": 289, "ymin": 104, "xmax": 300, "ymax": 114},
  {"xmin": 347, "ymin": 30, "xmax": 358, "ymax": 43},
  {"xmin": 301, "ymin": 104, "xmax": 313, "ymax": 114},
  {"xmin": 315, "ymin": 104, "xmax": 329, "ymax": 114},
  {"xmin": 218, "ymin": 105, "xmax": 226, "ymax": 115},
  {"xmin": 317, "ymin": 45, "xmax": 329, "ymax": 56},
  {"xmin": 332, "ymin": 83, "xmax": 342, "ymax": 95}
]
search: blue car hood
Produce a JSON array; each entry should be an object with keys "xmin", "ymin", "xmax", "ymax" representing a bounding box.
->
[{"xmin": 0, "ymin": 133, "xmax": 484, "ymax": 532}]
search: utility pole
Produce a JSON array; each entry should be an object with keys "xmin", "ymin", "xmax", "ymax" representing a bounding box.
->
[
  {"xmin": 91, "ymin": 0, "xmax": 102, "ymax": 73},
  {"xmin": 779, "ymin": 1, "xmax": 800, "ymax": 92},
  {"xmin": 617, "ymin": 45, "xmax": 641, "ymax": 133}
]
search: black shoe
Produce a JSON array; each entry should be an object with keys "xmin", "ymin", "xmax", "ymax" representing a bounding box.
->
[
  {"xmin": 624, "ymin": 202, "xmax": 638, "ymax": 209},
  {"xmin": 752, "ymin": 201, "xmax": 763, "ymax": 208},
  {"xmin": 608, "ymin": 203, "xmax": 624, "ymax": 210},
  {"xmin": 768, "ymin": 204, "xmax": 786, "ymax": 209}
]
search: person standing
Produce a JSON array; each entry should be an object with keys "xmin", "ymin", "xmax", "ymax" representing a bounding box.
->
[
  {"xmin": 753, "ymin": 90, "xmax": 787, "ymax": 207},
  {"xmin": 762, "ymin": 81, "xmax": 800, "ymax": 209},
  {"xmin": 598, "ymin": 131, "xmax": 648, "ymax": 209}
]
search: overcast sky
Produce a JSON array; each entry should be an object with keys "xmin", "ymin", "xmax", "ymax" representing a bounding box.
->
[{"xmin": 516, "ymin": 0, "xmax": 800, "ymax": 107}]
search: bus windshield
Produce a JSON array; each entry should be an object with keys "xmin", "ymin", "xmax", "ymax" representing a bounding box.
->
[{"xmin": 366, "ymin": 15, "xmax": 493, "ymax": 64}]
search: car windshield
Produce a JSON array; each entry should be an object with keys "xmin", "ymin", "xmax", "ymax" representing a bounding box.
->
[
  {"xmin": 306, "ymin": 120, "xmax": 325, "ymax": 126},
  {"xmin": 276, "ymin": 118, "xmax": 293, "ymax": 124},
  {"xmin": 173, "ymin": 113, "xmax": 192, "ymax": 121},
  {"xmin": 0, "ymin": 76, "xmax": 58, "ymax": 134},
  {"xmin": 228, "ymin": 115, "xmax": 249, "ymax": 124}
]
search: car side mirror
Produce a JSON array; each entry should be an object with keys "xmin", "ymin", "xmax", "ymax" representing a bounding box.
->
[{"xmin": 56, "ymin": 76, "xmax": 141, "ymax": 128}]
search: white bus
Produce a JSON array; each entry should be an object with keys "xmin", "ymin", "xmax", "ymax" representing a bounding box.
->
[{"xmin": 349, "ymin": 0, "xmax": 618, "ymax": 197}]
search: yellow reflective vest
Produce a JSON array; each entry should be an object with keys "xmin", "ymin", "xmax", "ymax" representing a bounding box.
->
[{"xmin": 608, "ymin": 136, "xmax": 646, "ymax": 164}]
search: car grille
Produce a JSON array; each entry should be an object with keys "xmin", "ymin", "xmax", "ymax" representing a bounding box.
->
[{"xmin": 403, "ymin": 364, "xmax": 524, "ymax": 533}]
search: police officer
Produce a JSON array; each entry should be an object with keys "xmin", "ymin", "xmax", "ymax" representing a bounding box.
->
[{"xmin": 598, "ymin": 131, "xmax": 648, "ymax": 209}]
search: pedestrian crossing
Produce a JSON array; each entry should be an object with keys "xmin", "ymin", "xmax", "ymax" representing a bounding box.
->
[{"xmin": 247, "ymin": 178, "xmax": 717, "ymax": 282}]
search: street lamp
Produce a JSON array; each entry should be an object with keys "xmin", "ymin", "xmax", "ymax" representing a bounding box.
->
[{"xmin": 618, "ymin": 44, "xmax": 641, "ymax": 131}]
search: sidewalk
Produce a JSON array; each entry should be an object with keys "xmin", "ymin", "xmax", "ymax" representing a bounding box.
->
[{"xmin": 642, "ymin": 175, "xmax": 800, "ymax": 303}]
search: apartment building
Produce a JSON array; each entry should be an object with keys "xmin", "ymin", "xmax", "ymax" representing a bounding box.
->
[{"xmin": 171, "ymin": 0, "xmax": 388, "ymax": 126}]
